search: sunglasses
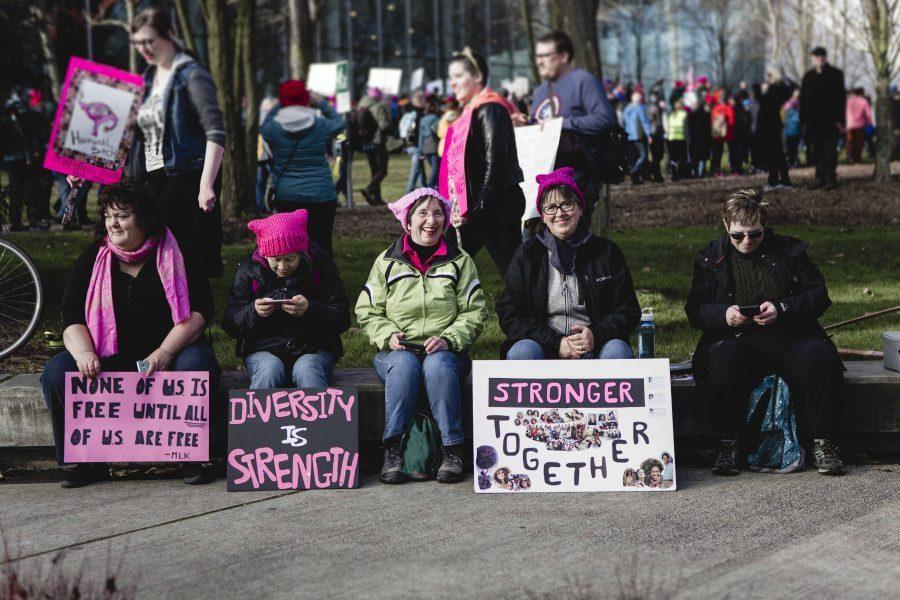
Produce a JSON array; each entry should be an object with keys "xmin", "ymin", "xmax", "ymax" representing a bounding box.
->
[{"xmin": 729, "ymin": 230, "xmax": 764, "ymax": 241}]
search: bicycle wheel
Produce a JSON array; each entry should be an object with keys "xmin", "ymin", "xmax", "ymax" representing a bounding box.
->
[{"xmin": 0, "ymin": 238, "xmax": 43, "ymax": 360}]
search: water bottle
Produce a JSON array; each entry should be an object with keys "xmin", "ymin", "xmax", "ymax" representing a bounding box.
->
[{"xmin": 638, "ymin": 308, "xmax": 655, "ymax": 358}]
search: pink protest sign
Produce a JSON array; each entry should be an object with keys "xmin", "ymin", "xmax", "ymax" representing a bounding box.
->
[
  {"xmin": 64, "ymin": 372, "xmax": 210, "ymax": 463},
  {"xmin": 43, "ymin": 57, "xmax": 144, "ymax": 185}
]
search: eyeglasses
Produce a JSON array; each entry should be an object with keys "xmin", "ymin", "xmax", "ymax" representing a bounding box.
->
[
  {"xmin": 131, "ymin": 37, "xmax": 159, "ymax": 48},
  {"xmin": 729, "ymin": 230, "xmax": 764, "ymax": 241},
  {"xmin": 541, "ymin": 200, "xmax": 577, "ymax": 215},
  {"xmin": 534, "ymin": 51, "xmax": 557, "ymax": 60}
]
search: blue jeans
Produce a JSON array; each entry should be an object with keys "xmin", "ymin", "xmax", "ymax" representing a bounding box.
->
[
  {"xmin": 244, "ymin": 350, "xmax": 335, "ymax": 389},
  {"xmin": 506, "ymin": 338, "xmax": 634, "ymax": 360},
  {"xmin": 629, "ymin": 140, "xmax": 648, "ymax": 176},
  {"xmin": 423, "ymin": 153, "xmax": 439, "ymax": 188},
  {"xmin": 405, "ymin": 147, "xmax": 427, "ymax": 192},
  {"xmin": 373, "ymin": 350, "xmax": 469, "ymax": 446},
  {"xmin": 41, "ymin": 339, "xmax": 221, "ymax": 465}
]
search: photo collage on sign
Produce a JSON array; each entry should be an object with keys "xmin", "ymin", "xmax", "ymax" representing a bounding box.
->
[
  {"xmin": 476, "ymin": 445, "xmax": 532, "ymax": 492},
  {"xmin": 622, "ymin": 451, "xmax": 675, "ymax": 489},
  {"xmin": 516, "ymin": 408, "xmax": 622, "ymax": 451}
]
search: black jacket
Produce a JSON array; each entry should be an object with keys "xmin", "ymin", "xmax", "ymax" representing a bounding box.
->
[
  {"xmin": 222, "ymin": 247, "xmax": 350, "ymax": 359},
  {"xmin": 496, "ymin": 234, "xmax": 641, "ymax": 356},
  {"xmin": 688, "ymin": 107, "xmax": 712, "ymax": 160},
  {"xmin": 757, "ymin": 80, "xmax": 794, "ymax": 137},
  {"xmin": 799, "ymin": 64, "xmax": 846, "ymax": 129},
  {"xmin": 464, "ymin": 103, "xmax": 525, "ymax": 218},
  {"xmin": 685, "ymin": 230, "xmax": 834, "ymax": 381}
]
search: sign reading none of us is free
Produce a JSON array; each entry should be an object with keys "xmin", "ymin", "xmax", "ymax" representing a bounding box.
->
[
  {"xmin": 64, "ymin": 372, "xmax": 210, "ymax": 463},
  {"xmin": 227, "ymin": 387, "xmax": 359, "ymax": 491},
  {"xmin": 472, "ymin": 360, "xmax": 677, "ymax": 493}
]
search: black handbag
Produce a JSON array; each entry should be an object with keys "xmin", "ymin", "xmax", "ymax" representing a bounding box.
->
[{"xmin": 264, "ymin": 136, "xmax": 302, "ymax": 211}]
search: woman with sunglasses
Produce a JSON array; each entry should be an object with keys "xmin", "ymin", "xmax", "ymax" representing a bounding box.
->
[
  {"xmin": 497, "ymin": 168, "xmax": 640, "ymax": 361},
  {"xmin": 685, "ymin": 189, "xmax": 846, "ymax": 477}
]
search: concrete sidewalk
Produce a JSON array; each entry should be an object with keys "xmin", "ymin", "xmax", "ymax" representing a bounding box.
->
[{"xmin": 2, "ymin": 466, "xmax": 899, "ymax": 599}]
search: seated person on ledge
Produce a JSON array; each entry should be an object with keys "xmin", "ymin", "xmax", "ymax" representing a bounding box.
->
[
  {"xmin": 222, "ymin": 209, "xmax": 350, "ymax": 389},
  {"xmin": 496, "ymin": 167, "xmax": 640, "ymax": 361},
  {"xmin": 41, "ymin": 182, "xmax": 220, "ymax": 488},
  {"xmin": 685, "ymin": 189, "xmax": 846, "ymax": 477}
]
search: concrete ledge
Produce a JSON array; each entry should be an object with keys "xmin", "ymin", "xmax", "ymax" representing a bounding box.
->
[{"xmin": 1, "ymin": 362, "xmax": 899, "ymax": 449}]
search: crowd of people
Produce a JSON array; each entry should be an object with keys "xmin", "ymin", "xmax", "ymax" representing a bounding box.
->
[{"xmin": 0, "ymin": 11, "xmax": 875, "ymax": 488}]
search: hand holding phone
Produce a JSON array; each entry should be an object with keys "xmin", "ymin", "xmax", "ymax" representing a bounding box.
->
[
  {"xmin": 739, "ymin": 305, "xmax": 762, "ymax": 317},
  {"xmin": 399, "ymin": 339, "xmax": 427, "ymax": 353}
]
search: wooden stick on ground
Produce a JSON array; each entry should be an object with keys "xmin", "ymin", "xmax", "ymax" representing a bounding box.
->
[{"xmin": 824, "ymin": 305, "xmax": 900, "ymax": 332}]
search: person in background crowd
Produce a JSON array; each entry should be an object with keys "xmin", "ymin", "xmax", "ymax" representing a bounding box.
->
[
  {"xmin": 497, "ymin": 168, "xmax": 639, "ymax": 361},
  {"xmin": 844, "ymin": 87, "xmax": 873, "ymax": 164},
  {"xmin": 1, "ymin": 86, "xmax": 52, "ymax": 231},
  {"xmin": 223, "ymin": 210, "xmax": 349, "ymax": 390},
  {"xmin": 784, "ymin": 91, "xmax": 802, "ymax": 168},
  {"xmin": 402, "ymin": 90, "xmax": 426, "ymax": 193},
  {"xmin": 356, "ymin": 188, "xmax": 487, "ymax": 485},
  {"xmin": 357, "ymin": 86, "xmax": 391, "ymax": 206},
  {"xmin": 890, "ymin": 85, "xmax": 900, "ymax": 161},
  {"xmin": 685, "ymin": 189, "xmax": 846, "ymax": 477},
  {"xmin": 646, "ymin": 89, "xmax": 667, "ymax": 183},
  {"xmin": 441, "ymin": 48, "xmax": 525, "ymax": 277},
  {"xmin": 747, "ymin": 83, "xmax": 764, "ymax": 173},
  {"xmin": 622, "ymin": 91, "xmax": 653, "ymax": 185},
  {"xmin": 53, "ymin": 172, "xmax": 93, "ymax": 231},
  {"xmin": 437, "ymin": 96, "xmax": 460, "ymax": 158},
  {"xmin": 667, "ymin": 92, "xmax": 690, "ymax": 181},
  {"xmin": 418, "ymin": 96, "xmax": 441, "ymax": 188},
  {"xmin": 41, "ymin": 182, "xmax": 220, "ymax": 488},
  {"xmin": 710, "ymin": 92, "xmax": 736, "ymax": 176},
  {"xmin": 758, "ymin": 68, "xmax": 794, "ymax": 190},
  {"xmin": 731, "ymin": 92, "xmax": 752, "ymax": 174},
  {"xmin": 255, "ymin": 93, "xmax": 278, "ymax": 214},
  {"xmin": 689, "ymin": 93, "xmax": 713, "ymax": 178},
  {"xmin": 124, "ymin": 7, "xmax": 225, "ymax": 277},
  {"xmin": 800, "ymin": 47, "xmax": 846, "ymax": 190},
  {"xmin": 260, "ymin": 79, "xmax": 345, "ymax": 253},
  {"xmin": 528, "ymin": 31, "xmax": 617, "ymax": 215}
]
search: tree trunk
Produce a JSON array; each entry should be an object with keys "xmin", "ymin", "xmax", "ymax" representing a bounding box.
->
[
  {"xmin": 519, "ymin": 0, "xmax": 540, "ymax": 83},
  {"xmin": 124, "ymin": 0, "xmax": 136, "ymax": 72},
  {"xmin": 29, "ymin": 7, "xmax": 60, "ymax": 101},
  {"xmin": 241, "ymin": 0, "xmax": 258, "ymax": 195},
  {"xmin": 664, "ymin": 0, "xmax": 680, "ymax": 82},
  {"xmin": 861, "ymin": 0, "xmax": 896, "ymax": 182},
  {"xmin": 287, "ymin": 0, "xmax": 303, "ymax": 79},
  {"xmin": 172, "ymin": 0, "xmax": 197, "ymax": 55},
  {"xmin": 547, "ymin": 0, "xmax": 603, "ymax": 80}
]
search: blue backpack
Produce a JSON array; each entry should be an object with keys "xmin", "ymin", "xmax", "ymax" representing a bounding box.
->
[{"xmin": 745, "ymin": 375, "xmax": 806, "ymax": 473}]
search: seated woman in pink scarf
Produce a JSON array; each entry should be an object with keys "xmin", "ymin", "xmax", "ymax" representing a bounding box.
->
[{"xmin": 41, "ymin": 182, "xmax": 219, "ymax": 488}]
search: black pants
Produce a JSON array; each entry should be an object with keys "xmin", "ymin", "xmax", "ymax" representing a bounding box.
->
[
  {"xmin": 148, "ymin": 170, "xmax": 223, "ymax": 277},
  {"xmin": 364, "ymin": 144, "xmax": 389, "ymax": 203},
  {"xmin": 5, "ymin": 159, "xmax": 51, "ymax": 227},
  {"xmin": 273, "ymin": 199, "xmax": 337, "ymax": 253},
  {"xmin": 667, "ymin": 140, "xmax": 689, "ymax": 180},
  {"xmin": 762, "ymin": 130, "xmax": 791, "ymax": 186},
  {"xmin": 711, "ymin": 140, "xmax": 741, "ymax": 174},
  {"xmin": 705, "ymin": 337, "xmax": 842, "ymax": 443},
  {"xmin": 809, "ymin": 125, "xmax": 839, "ymax": 184},
  {"xmin": 459, "ymin": 204, "xmax": 522, "ymax": 278},
  {"xmin": 649, "ymin": 137, "xmax": 665, "ymax": 181},
  {"xmin": 785, "ymin": 135, "xmax": 800, "ymax": 167}
]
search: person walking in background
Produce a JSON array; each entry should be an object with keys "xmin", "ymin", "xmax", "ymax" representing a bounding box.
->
[
  {"xmin": 418, "ymin": 96, "xmax": 441, "ymax": 188},
  {"xmin": 710, "ymin": 92, "xmax": 738, "ymax": 176},
  {"xmin": 437, "ymin": 96, "xmax": 461, "ymax": 158},
  {"xmin": 844, "ymin": 87, "xmax": 873, "ymax": 164},
  {"xmin": 647, "ymin": 89, "xmax": 667, "ymax": 182},
  {"xmin": 260, "ymin": 80, "xmax": 345, "ymax": 253},
  {"xmin": 1, "ymin": 86, "xmax": 52, "ymax": 231},
  {"xmin": 758, "ymin": 68, "xmax": 794, "ymax": 190},
  {"xmin": 666, "ymin": 92, "xmax": 690, "ymax": 181},
  {"xmin": 622, "ymin": 91, "xmax": 653, "ymax": 185},
  {"xmin": 689, "ymin": 94, "xmax": 713, "ymax": 178},
  {"xmin": 784, "ymin": 91, "xmax": 802, "ymax": 167},
  {"xmin": 255, "ymin": 93, "xmax": 278, "ymax": 214},
  {"xmin": 356, "ymin": 86, "xmax": 391, "ymax": 206},
  {"xmin": 529, "ymin": 30, "xmax": 617, "ymax": 215},
  {"xmin": 800, "ymin": 47, "xmax": 846, "ymax": 190},
  {"xmin": 402, "ymin": 90, "xmax": 426, "ymax": 193}
]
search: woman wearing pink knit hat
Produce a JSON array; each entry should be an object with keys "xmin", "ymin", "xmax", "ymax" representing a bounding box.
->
[
  {"xmin": 496, "ymin": 167, "xmax": 640, "ymax": 361},
  {"xmin": 356, "ymin": 188, "xmax": 487, "ymax": 484},
  {"xmin": 223, "ymin": 209, "xmax": 350, "ymax": 389}
]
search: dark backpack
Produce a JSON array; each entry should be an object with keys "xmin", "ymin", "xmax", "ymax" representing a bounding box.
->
[
  {"xmin": 745, "ymin": 375, "xmax": 805, "ymax": 473},
  {"xmin": 352, "ymin": 106, "xmax": 378, "ymax": 148}
]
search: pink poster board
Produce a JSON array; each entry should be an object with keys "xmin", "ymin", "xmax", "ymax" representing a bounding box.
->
[
  {"xmin": 43, "ymin": 57, "xmax": 144, "ymax": 185},
  {"xmin": 64, "ymin": 372, "xmax": 210, "ymax": 463}
]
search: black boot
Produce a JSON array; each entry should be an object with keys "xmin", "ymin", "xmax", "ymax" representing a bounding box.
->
[{"xmin": 60, "ymin": 463, "xmax": 108, "ymax": 488}]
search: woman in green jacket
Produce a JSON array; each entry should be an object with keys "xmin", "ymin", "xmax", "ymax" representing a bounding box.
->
[{"xmin": 356, "ymin": 187, "xmax": 487, "ymax": 485}]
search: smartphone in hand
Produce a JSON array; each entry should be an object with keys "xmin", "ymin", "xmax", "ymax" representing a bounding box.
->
[
  {"xmin": 739, "ymin": 305, "xmax": 762, "ymax": 317},
  {"xmin": 398, "ymin": 340, "xmax": 427, "ymax": 353},
  {"xmin": 261, "ymin": 299, "xmax": 293, "ymax": 305}
]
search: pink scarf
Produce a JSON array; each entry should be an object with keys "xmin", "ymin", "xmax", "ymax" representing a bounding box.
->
[
  {"xmin": 85, "ymin": 228, "xmax": 191, "ymax": 357},
  {"xmin": 439, "ymin": 87, "xmax": 519, "ymax": 217}
]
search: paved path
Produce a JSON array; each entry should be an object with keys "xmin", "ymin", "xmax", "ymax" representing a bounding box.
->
[{"xmin": 2, "ymin": 466, "xmax": 899, "ymax": 599}]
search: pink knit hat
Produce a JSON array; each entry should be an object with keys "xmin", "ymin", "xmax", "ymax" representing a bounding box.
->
[
  {"xmin": 388, "ymin": 188, "xmax": 452, "ymax": 233},
  {"xmin": 247, "ymin": 209, "xmax": 309, "ymax": 257},
  {"xmin": 535, "ymin": 167, "xmax": 584, "ymax": 213}
]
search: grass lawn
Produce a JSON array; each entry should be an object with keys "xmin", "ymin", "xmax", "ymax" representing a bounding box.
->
[{"xmin": 5, "ymin": 224, "xmax": 899, "ymax": 374}]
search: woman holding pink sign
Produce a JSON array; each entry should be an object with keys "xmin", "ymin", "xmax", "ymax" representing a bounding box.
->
[
  {"xmin": 126, "ymin": 8, "xmax": 226, "ymax": 277},
  {"xmin": 439, "ymin": 48, "xmax": 525, "ymax": 277},
  {"xmin": 41, "ymin": 182, "xmax": 220, "ymax": 488}
]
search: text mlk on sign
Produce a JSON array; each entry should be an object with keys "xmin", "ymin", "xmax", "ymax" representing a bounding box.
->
[
  {"xmin": 227, "ymin": 387, "xmax": 359, "ymax": 491},
  {"xmin": 64, "ymin": 372, "xmax": 209, "ymax": 463},
  {"xmin": 472, "ymin": 359, "xmax": 677, "ymax": 493}
]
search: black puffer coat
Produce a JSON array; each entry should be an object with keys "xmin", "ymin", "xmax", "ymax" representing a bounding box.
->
[
  {"xmin": 222, "ymin": 247, "xmax": 350, "ymax": 359},
  {"xmin": 685, "ymin": 229, "xmax": 836, "ymax": 383}
]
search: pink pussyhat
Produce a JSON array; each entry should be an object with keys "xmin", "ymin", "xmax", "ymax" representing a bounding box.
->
[
  {"xmin": 535, "ymin": 167, "xmax": 584, "ymax": 214},
  {"xmin": 247, "ymin": 209, "xmax": 309, "ymax": 257},
  {"xmin": 388, "ymin": 188, "xmax": 452, "ymax": 233}
]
